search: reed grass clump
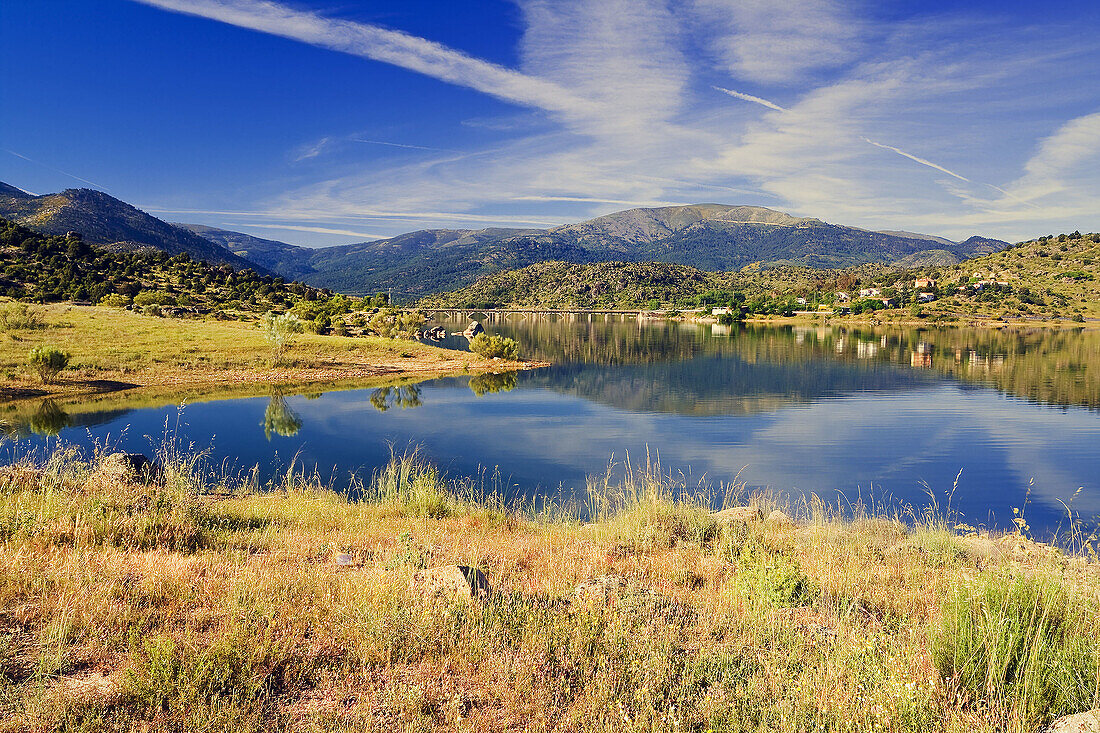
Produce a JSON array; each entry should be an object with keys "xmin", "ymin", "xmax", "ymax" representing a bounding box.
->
[{"xmin": 932, "ymin": 570, "xmax": 1100, "ymax": 729}]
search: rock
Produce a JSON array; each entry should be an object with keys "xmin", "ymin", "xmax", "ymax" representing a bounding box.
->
[
  {"xmin": 410, "ymin": 565, "xmax": 490, "ymax": 600},
  {"xmin": 1044, "ymin": 710, "xmax": 1100, "ymax": 733},
  {"xmin": 55, "ymin": 671, "xmax": 123, "ymax": 705},
  {"xmin": 572, "ymin": 574, "xmax": 628, "ymax": 607},
  {"xmin": 570, "ymin": 574, "xmax": 686, "ymax": 618},
  {"xmin": 766, "ymin": 510, "xmax": 795, "ymax": 526},
  {"xmin": 464, "ymin": 321, "xmax": 484, "ymax": 337},
  {"xmin": 333, "ymin": 553, "xmax": 358, "ymax": 567},
  {"xmin": 98, "ymin": 453, "xmax": 163, "ymax": 484},
  {"xmin": 712, "ymin": 506, "xmax": 763, "ymax": 523}
]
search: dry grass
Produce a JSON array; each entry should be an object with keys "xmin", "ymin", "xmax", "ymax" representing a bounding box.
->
[
  {"xmin": 0, "ymin": 304, "xmax": 539, "ymax": 400},
  {"xmin": 0, "ymin": 448, "xmax": 1096, "ymax": 732}
]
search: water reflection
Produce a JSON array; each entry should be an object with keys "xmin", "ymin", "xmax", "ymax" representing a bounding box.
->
[
  {"xmin": 29, "ymin": 399, "xmax": 72, "ymax": 437},
  {"xmin": 369, "ymin": 384, "xmax": 423, "ymax": 412},
  {"xmin": 263, "ymin": 393, "xmax": 303, "ymax": 440},
  {"xmin": 3, "ymin": 320, "xmax": 1098, "ymax": 535},
  {"xmin": 469, "ymin": 371, "xmax": 518, "ymax": 397},
  {"xmin": 429, "ymin": 317, "xmax": 1100, "ymax": 411}
]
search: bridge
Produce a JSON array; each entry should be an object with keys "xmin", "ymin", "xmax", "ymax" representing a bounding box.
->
[{"xmin": 420, "ymin": 308, "xmax": 703, "ymax": 323}]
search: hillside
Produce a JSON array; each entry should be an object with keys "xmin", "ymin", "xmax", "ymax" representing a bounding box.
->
[
  {"xmin": 0, "ymin": 184, "xmax": 263, "ymax": 272},
  {"xmin": 182, "ymin": 203, "xmax": 1006, "ymax": 300},
  {"xmin": 918, "ymin": 231, "xmax": 1100, "ymax": 321},
  {"xmin": 421, "ymin": 230, "xmax": 1100, "ymax": 321},
  {"xmin": 2, "ymin": 181, "xmax": 1010, "ymax": 300},
  {"xmin": 176, "ymin": 224, "xmax": 317, "ymax": 279},
  {"xmin": 0, "ymin": 217, "xmax": 319, "ymax": 314},
  {"xmin": 418, "ymin": 261, "xmax": 731, "ymax": 309}
]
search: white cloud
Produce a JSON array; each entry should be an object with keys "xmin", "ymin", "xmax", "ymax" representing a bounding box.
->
[
  {"xmin": 222, "ymin": 223, "xmax": 386, "ymax": 238},
  {"xmin": 1005, "ymin": 111, "xmax": 1100, "ymax": 205},
  {"xmin": 518, "ymin": 0, "xmax": 691, "ymax": 139},
  {"xmin": 131, "ymin": 0, "xmax": 596, "ymax": 119},
  {"xmin": 130, "ymin": 0, "xmax": 1100, "ymax": 241},
  {"xmin": 694, "ymin": 0, "xmax": 863, "ymax": 84}
]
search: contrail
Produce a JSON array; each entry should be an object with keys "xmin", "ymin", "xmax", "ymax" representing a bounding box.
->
[
  {"xmin": 862, "ymin": 138, "xmax": 970, "ymax": 182},
  {"xmin": 353, "ymin": 139, "xmax": 452, "ymax": 152},
  {"xmin": 713, "ymin": 86, "xmax": 786, "ymax": 112},
  {"xmin": 2, "ymin": 148, "xmax": 108, "ymax": 190}
]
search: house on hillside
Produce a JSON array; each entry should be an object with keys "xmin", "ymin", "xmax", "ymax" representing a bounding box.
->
[
  {"xmin": 879, "ymin": 297, "xmax": 896, "ymax": 307},
  {"xmin": 835, "ymin": 292, "xmax": 850, "ymax": 302},
  {"xmin": 918, "ymin": 292, "xmax": 936, "ymax": 303},
  {"xmin": 859, "ymin": 288, "xmax": 881, "ymax": 298},
  {"xmin": 914, "ymin": 277, "xmax": 936, "ymax": 289},
  {"xmin": 796, "ymin": 297, "xmax": 807, "ymax": 305},
  {"xmin": 711, "ymin": 307, "xmax": 733, "ymax": 316}
]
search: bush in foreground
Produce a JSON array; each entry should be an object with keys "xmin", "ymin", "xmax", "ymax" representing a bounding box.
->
[
  {"xmin": 469, "ymin": 333, "xmax": 519, "ymax": 360},
  {"xmin": 27, "ymin": 345, "xmax": 70, "ymax": 384}
]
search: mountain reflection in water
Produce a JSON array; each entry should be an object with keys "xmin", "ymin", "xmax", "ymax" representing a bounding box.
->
[{"xmin": 3, "ymin": 319, "xmax": 1098, "ymax": 537}]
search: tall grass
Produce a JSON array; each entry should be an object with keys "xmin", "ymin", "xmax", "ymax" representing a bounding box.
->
[
  {"xmin": 0, "ymin": 444, "xmax": 1096, "ymax": 731},
  {"xmin": 933, "ymin": 571, "xmax": 1100, "ymax": 730}
]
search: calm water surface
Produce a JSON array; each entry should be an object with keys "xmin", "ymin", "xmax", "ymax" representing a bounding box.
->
[{"xmin": 5, "ymin": 318, "xmax": 1100, "ymax": 536}]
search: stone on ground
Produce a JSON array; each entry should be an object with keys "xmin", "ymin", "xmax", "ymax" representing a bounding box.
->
[
  {"xmin": 410, "ymin": 565, "xmax": 490, "ymax": 600},
  {"xmin": 1044, "ymin": 710, "xmax": 1100, "ymax": 733},
  {"xmin": 712, "ymin": 506, "xmax": 763, "ymax": 523},
  {"xmin": 98, "ymin": 452, "xmax": 163, "ymax": 484}
]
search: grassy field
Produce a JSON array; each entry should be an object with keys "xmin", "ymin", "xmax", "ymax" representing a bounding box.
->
[
  {"xmin": 0, "ymin": 304, "xmax": 536, "ymax": 400},
  {"xmin": 0, "ymin": 448, "xmax": 1096, "ymax": 732}
]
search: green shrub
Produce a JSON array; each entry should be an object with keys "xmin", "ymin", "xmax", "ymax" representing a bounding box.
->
[
  {"xmin": 309, "ymin": 313, "xmax": 331, "ymax": 335},
  {"xmin": 932, "ymin": 572, "xmax": 1100, "ymax": 727},
  {"xmin": 367, "ymin": 308, "xmax": 424, "ymax": 339},
  {"xmin": 27, "ymin": 346, "xmax": 70, "ymax": 384},
  {"xmin": 261, "ymin": 312, "xmax": 303, "ymax": 365},
  {"xmin": 133, "ymin": 291, "xmax": 175, "ymax": 307},
  {"xmin": 0, "ymin": 302, "xmax": 45, "ymax": 331},
  {"xmin": 98, "ymin": 293, "xmax": 132, "ymax": 307},
  {"xmin": 726, "ymin": 536, "xmax": 817, "ymax": 608},
  {"xmin": 469, "ymin": 333, "xmax": 520, "ymax": 360}
]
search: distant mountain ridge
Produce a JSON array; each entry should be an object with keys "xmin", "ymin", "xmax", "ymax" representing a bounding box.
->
[
  {"xmin": 199, "ymin": 203, "xmax": 1004, "ymax": 299},
  {"xmin": 0, "ymin": 181, "xmax": 1009, "ymax": 300},
  {"xmin": 0, "ymin": 185, "xmax": 265, "ymax": 272}
]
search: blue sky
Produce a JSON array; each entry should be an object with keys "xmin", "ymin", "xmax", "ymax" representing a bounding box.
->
[{"xmin": 2, "ymin": 0, "xmax": 1099, "ymax": 246}]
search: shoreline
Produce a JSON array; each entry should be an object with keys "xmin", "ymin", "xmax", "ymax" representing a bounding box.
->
[
  {"xmin": 0, "ymin": 358, "xmax": 549, "ymax": 404},
  {"xmin": 0, "ymin": 303, "xmax": 548, "ymax": 405},
  {"xmin": 422, "ymin": 306, "xmax": 1099, "ymax": 330}
]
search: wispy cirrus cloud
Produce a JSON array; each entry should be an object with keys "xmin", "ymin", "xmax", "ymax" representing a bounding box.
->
[
  {"xmin": 1004, "ymin": 110, "xmax": 1100, "ymax": 206},
  {"xmin": 131, "ymin": 0, "xmax": 596, "ymax": 119},
  {"xmin": 128, "ymin": 0, "xmax": 1100, "ymax": 244},
  {"xmin": 694, "ymin": 0, "xmax": 864, "ymax": 84}
]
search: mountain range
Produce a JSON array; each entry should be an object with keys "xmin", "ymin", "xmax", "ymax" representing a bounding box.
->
[
  {"xmin": 0, "ymin": 182, "xmax": 262, "ymax": 272},
  {"xmin": 0, "ymin": 182, "xmax": 1008, "ymax": 300}
]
